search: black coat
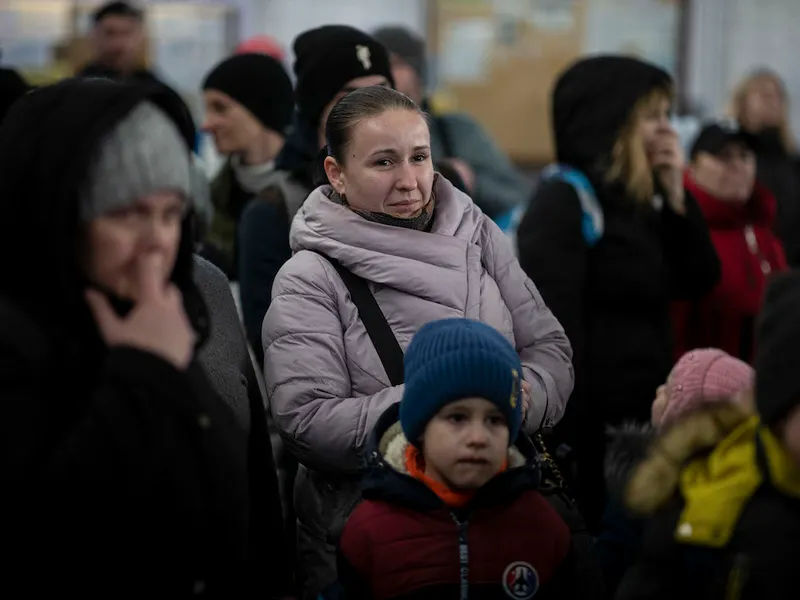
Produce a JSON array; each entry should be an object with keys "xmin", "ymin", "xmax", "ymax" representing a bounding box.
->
[
  {"xmin": 519, "ymin": 179, "xmax": 718, "ymax": 425},
  {"xmin": 615, "ymin": 491, "xmax": 800, "ymax": 600},
  {"xmin": 0, "ymin": 79, "xmax": 274, "ymax": 596},
  {"xmin": 749, "ymin": 128, "xmax": 800, "ymax": 267},
  {"xmin": 517, "ymin": 57, "xmax": 720, "ymax": 428}
]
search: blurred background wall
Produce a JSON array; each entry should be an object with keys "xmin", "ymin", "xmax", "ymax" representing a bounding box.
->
[{"xmin": 2, "ymin": 0, "xmax": 798, "ymax": 166}]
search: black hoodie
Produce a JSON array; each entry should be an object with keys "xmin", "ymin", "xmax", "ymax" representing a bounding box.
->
[
  {"xmin": 0, "ymin": 79, "xmax": 258, "ymax": 596},
  {"xmin": 515, "ymin": 56, "xmax": 720, "ymax": 531},
  {"xmin": 551, "ymin": 56, "xmax": 673, "ymax": 185}
]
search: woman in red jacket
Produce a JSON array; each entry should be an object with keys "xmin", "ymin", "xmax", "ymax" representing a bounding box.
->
[{"xmin": 675, "ymin": 120, "xmax": 787, "ymax": 361}]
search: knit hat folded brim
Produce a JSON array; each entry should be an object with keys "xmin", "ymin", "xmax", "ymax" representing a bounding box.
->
[
  {"xmin": 660, "ymin": 349, "xmax": 754, "ymax": 428},
  {"xmin": 400, "ymin": 319, "xmax": 523, "ymax": 447},
  {"xmin": 293, "ymin": 25, "xmax": 394, "ymax": 126},
  {"xmin": 202, "ymin": 53, "xmax": 294, "ymax": 135},
  {"xmin": 80, "ymin": 101, "xmax": 191, "ymax": 221}
]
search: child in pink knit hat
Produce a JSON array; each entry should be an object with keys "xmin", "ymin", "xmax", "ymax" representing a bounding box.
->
[{"xmin": 651, "ymin": 348, "xmax": 754, "ymax": 429}]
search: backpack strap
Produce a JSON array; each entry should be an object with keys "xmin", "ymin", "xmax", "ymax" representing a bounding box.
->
[
  {"xmin": 315, "ymin": 253, "xmax": 405, "ymax": 386},
  {"xmin": 539, "ymin": 164, "xmax": 604, "ymax": 246},
  {"xmin": 257, "ymin": 170, "xmax": 311, "ymax": 223}
]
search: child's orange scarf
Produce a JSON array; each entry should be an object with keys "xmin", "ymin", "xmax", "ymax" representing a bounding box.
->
[{"xmin": 404, "ymin": 445, "xmax": 508, "ymax": 508}]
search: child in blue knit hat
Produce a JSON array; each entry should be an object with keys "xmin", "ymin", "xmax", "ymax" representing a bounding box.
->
[{"xmin": 331, "ymin": 318, "xmax": 604, "ymax": 600}]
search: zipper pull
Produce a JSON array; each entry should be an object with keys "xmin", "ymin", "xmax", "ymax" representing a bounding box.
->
[{"xmin": 744, "ymin": 225, "xmax": 757, "ymax": 253}]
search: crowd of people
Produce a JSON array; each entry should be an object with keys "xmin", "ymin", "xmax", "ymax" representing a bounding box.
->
[{"xmin": 2, "ymin": 1, "xmax": 800, "ymax": 598}]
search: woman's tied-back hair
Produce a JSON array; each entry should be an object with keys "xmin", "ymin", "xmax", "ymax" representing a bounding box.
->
[
  {"xmin": 728, "ymin": 68, "xmax": 796, "ymax": 153},
  {"xmin": 325, "ymin": 85, "xmax": 425, "ymax": 164}
]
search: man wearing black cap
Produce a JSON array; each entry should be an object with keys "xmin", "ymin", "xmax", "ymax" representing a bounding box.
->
[
  {"xmin": 675, "ymin": 118, "xmax": 787, "ymax": 363},
  {"xmin": 690, "ymin": 118, "xmax": 758, "ymax": 171},
  {"xmin": 238, "ymin": 25, "xmax": 394, "ymax": 362},
  {"xmin": 373, "ymin": 25, "xmax": 530, "ymax": 219},
  {"xmin": 199, "ymin": 53, "xmax": 294, "ymax": 279},
  {"xmin": 79, "ymin": 1, "xmax": 163, "ymax": 86}
]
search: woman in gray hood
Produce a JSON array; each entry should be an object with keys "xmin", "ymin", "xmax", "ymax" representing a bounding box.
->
[{"xmin": 263, "ymin": 85, "xmax": 574, "ymax": 599}]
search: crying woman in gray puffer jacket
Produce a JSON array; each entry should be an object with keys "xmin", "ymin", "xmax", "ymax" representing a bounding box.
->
[{"xmin": 262, "ymin": 86, "xmax": 574, "ymax": 599}]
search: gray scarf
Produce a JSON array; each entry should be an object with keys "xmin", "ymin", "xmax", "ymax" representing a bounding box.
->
[
  {"xmin": 231, "ymin": 154, "xmax": 276, "ymax": 194},
  {"xmin": 330, "ymin": 188, "xmax": 435, "ymax": 232}
]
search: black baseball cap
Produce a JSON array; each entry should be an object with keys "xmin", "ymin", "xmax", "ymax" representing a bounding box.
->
[
  {"xmin": 92, "ymin": 1, "xmax": 144, "ymax": 24},
  {"xmin": 690, "ymin": 119, "xmax": 756, "ymax": 159}
]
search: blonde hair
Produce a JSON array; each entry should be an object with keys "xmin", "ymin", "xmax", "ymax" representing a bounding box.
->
[
  {"xmin": 607, "ymin": 87, "xmax": 671, "ymax": 204},
  {"xmin": 729, "ymin": 69, "xmax": 796, "ymax": 153}
]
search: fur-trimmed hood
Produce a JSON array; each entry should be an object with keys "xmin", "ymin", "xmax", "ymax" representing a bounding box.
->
[
  {"xmin": 361, "ymin": 403, "xmax": 541, "ymax": 512},
  {"xmin": 604, "ymin": 422, "xmax": 655, "ymax": 500},
  {"xmin": 624, "ymin": 403, "xmax": 755, "ymax": 516}
]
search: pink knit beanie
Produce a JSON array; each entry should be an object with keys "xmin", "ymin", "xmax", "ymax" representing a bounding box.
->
[{"xmin": 659, "ymin": 348, "xmax": 754, "ymax": 428}]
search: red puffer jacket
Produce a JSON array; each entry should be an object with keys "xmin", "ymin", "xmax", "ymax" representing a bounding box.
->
[
  {"xmin": 331, "ymin": 404, "xmax": 605, "ymax": 600},
  {"xmin": 673, "ymin": 173, "xmax": 787, "ymax": 362}
]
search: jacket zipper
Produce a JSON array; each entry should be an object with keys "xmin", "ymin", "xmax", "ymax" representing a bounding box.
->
[
  {"xmin": 724, "ymin": 553, "xmax": 751, "ymax": 600},
  {"xmin": 452, "ymin": 513, "xmax": 470, "ymax": 600},
  {"xmin": 743, "ymin": 225, "xmax": 772, "ymax": 289}
]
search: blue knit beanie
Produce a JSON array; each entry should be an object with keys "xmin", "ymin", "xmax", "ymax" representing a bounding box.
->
[{"xmin": 400, "ymin": 319, "xmax": 523, "ymax": 447}]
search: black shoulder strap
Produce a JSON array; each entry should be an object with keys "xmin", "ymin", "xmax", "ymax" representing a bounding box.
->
[{"xmin": 317, "ymin": 253, "xmax": 405, "ymax": 386}]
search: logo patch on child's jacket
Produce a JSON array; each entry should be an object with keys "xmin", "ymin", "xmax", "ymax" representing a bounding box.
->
[
  {"xmin": 510, "ymin": 369, "xmax": 520, "ymax": 409},
  {"xmin": 502, "ymin": 561, "xmax": 539, "ymax": 599}
]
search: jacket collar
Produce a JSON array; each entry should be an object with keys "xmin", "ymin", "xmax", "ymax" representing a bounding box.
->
[
  {"xmin": 290, "ymin": 176, "xmax": 484, "ymax": 311},
  {"xmin": 361, "ymin": 403, "xmax": 542, "ymax": 513},
  {"xmin": 677, "ymin": 416, "xmax": 800, "ymax": 548},
  {"xmin": 684, "ymin": 170, "xmax": 776, "ymax": 229},
  {"xmin": 604, "ymin": 422, "xmax": 655, "ymax": 500}
]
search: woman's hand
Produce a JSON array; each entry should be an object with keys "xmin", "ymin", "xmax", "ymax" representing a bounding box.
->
[
  {"xmin": 650, "ymin": 129, "xmax": 686, "ymax": 215},
  {"xmin": 521, "ymin": 380, "xmax": 532, "ymax": 417},
  {"xmin": 86, "ymin": 254, "xmax": 196, "ymax": 370}
]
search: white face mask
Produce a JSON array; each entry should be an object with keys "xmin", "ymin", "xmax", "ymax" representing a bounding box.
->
[{"xmin": 230, "ymin": 154, "xmax": 276, "ymax": 193}]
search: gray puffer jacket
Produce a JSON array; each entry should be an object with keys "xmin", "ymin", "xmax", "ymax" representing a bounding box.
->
[{"xmin": 263, "ymin": 176, "xmax": 574, "ymax": 598}]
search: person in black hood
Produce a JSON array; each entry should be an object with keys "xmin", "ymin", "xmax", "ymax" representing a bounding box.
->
[
  {"xmin": 238, "ymin": 25, "xmax": 394, "ymax": 362},
  {"xmin": 516, "ymin": 55, "xmax": 720, "ymax": 532},
  {"xmin": 0, "ymin": 63, "xmax": 31, "ymax": 123},
  {"xmin": 730, "ymin": 68, "xmax": 800, "ymax": 266},
  {"xmin": 0, "ymin": 78, "xmax": 276, "ymax": 596}
]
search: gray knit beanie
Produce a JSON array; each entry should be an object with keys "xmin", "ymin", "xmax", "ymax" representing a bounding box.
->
[{"xmin": 80, "ymin": 101, "xmax": 192, "ymax": 221}]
